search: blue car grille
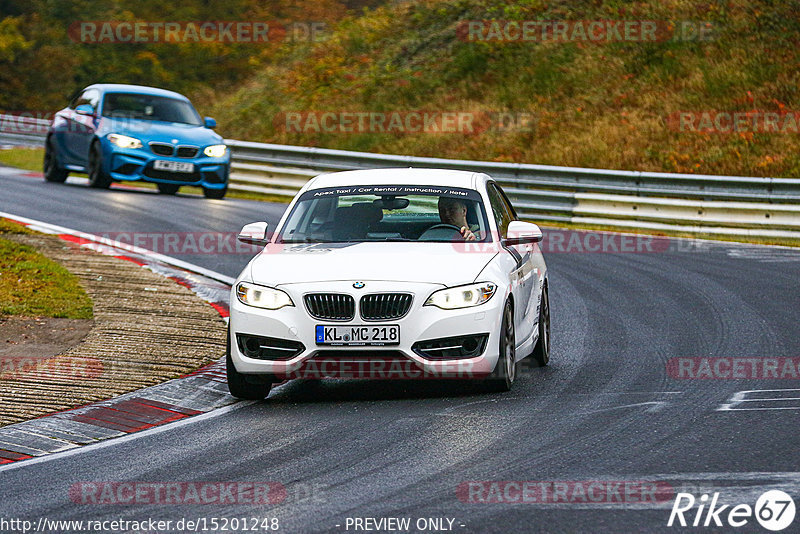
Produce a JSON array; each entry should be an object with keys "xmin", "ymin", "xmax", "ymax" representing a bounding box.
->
[
  {"xmin": 149, "ymin": 142, "xmax": 174, "ymax": 156},
  {"xmin": 176, "ymin": 146, "xmax": 199, "ymax": 158}
]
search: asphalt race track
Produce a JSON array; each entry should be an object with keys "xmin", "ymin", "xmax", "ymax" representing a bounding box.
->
[{"xmin": 2, "ymin": 169, "xmax": 800, "ymax": 533}]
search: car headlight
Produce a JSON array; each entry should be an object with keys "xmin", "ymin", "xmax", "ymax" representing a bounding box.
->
[
  {"xmin": 424, "ymin": 282, "xmax": 497, "ymax": 309},
  {"xmin": 236, "ymin": 282, "xmax": 293, "ymax": 310},
  {"xmin": 203, "ymin": 144, "xmax": 227, "ymax": 158},
  {"xmin": 107, "ymin": 133, "xmax": 142, "ymax": 149}
]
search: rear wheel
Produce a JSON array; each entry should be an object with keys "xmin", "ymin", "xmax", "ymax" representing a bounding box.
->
[
  {"xmin": 157, "ymin": 183, "xmax": 180, "ymax": 195},
  {"xmin": 532, "ymin": 284, "xmax": 550, "ymax": 366},
  {"xmin": 485, "ymin": 300, "xmax": 516, "ymax": 392},
  {"xmin": 43, "ymin": 137, "xmax": 68, "ymax": 183},
  {"xmin": 203, "ymin": 185, "xmax": 227, "ymax": 199},
  {"xmin": 226, "ymin": 325, "xmax": 273, "ymax": 400},
  {"xmin": 87, "ymin": 142, "xmax": 111, "ymax": 189}
]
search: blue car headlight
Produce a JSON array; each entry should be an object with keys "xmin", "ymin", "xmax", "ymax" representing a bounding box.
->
[
  {"xmin": 203, "ymin": 144, "xmax": 227, "ymax": 158},
  {"xmin": 107, "ymin": 133, "xmax": 143, "ymax": 149}
]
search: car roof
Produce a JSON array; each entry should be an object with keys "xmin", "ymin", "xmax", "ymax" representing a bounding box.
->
[
  {"xmin": 83, "ymin": 84, "xmax": 190, "ymax": 101},
  {"xmin": 306, "ymin": 168, "xmax": 487, "ymax": 191}
]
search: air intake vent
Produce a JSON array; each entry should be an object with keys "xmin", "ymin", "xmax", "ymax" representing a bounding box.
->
[
  {"xmin": 412, "ymin": 334, "xmax": 489, "ymax": 360},
  {"xmin": 236, "ymin": 334, "xmax": 304, "ymax": 360},
  {"xmin": 304, "ymin": 293, "xmax": 355, "ymax": 321},
  {"xmin": 360, "ymin": 293, "xmax": 413, "ymax": 321}
]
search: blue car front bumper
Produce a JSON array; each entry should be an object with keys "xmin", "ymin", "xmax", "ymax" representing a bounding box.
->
[{"xmin": 102, "ymin": 141, "xmax": 230, "ymax": 189}]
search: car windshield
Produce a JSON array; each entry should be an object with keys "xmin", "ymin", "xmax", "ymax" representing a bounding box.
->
[
  {"xmin": 101, "ymin": 93, "xmax": 202, "ymax": 125},
  {"xmin": 278, "ymin": 185, "xmax": 491, "ymax": 243}
]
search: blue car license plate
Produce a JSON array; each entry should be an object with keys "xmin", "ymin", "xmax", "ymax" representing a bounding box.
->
[{"xmin": 153, "ymin": 160, "xmax": 194, "ymax": 173}]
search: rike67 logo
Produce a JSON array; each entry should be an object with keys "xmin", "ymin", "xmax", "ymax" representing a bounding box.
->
[{"xmin": 668, "ymin": 490, "xmax": 795, "ymax": 531}]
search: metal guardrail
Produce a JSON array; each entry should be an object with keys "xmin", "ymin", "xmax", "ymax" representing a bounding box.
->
[
  {"xmin": 224, "ymin": 139, "xmax": 800, "ymax": 240},
  {"xmin": 2, "ymin": 114, "xmax": 799, "ymax": 241},
  {"xmin": 0, "ymin": 114, "xmax": 51, "ymax": 147}
]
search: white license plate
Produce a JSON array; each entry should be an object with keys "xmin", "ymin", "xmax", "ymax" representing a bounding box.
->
[
  {"xmin": 153, "ymin": 160, "xmax": 194, "ymax": 173},
  {"xmin": 316, "ymin": 325, "xmax": 399, "ymax": 346}
]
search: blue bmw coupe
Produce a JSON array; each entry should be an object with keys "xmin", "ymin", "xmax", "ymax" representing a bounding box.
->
[{"xmin": 44, "ymin": 84, "xmax": 230, "ymax": 198}]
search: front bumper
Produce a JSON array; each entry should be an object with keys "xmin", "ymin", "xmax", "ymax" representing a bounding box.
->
[
  {"xmin": 229, "ymin": 280, "xmax": 505, "ymax": 379},
  {"xmin": 101, "ymin": 141, "xmax": 229, "ymax": 189}
]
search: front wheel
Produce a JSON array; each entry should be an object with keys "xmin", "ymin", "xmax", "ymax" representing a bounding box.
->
[
  {"xmin": 157, "ymin": 183, "xmax": 180, "ymax": 195},
  {"xmin": 532, "ymin": 284, "xmax": 550, "ymax": 366},
  {"xmin": 43, "ymin": 137, "xmax": 68, "ymax": 183},
  {"xmin": 485, "ymin": 300, "xmax": 516, "ymax": 392},
  {"xmin": 226, "ymin": 326, "xmax": 272, "ymax": 400},
  {"xmin": 203, "ymin": 185, "xmax": 227, "ymax": 199},
  {"xmin": 87, "ymin": 142, "xmax": 111, "ymax": 189}
]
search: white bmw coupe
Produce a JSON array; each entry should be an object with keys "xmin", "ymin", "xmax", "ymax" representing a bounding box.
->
[{"xmin": 227, "ymin": 168, "xmax": 550, "ymax": 399}]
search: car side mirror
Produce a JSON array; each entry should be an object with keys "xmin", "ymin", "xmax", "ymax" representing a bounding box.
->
[
  {"xmin": 204, "ymin": 116, "xmax": 217, "ymax": 129},
  {"xmin": 75, "ymin": 104, "xmax": 95, "ymax": 116},
  {"xmin": 503, "ymin": 221, "xmax": 543, "ymax": 245},
  {"xmin": 238, "ymin": 222, "xmax": 269, "ymax": 246}
]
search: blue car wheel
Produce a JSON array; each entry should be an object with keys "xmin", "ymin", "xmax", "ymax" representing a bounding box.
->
[
  {"xmin": 157, "ymin": 183, "xmax": 180, "ymax": 195},
  {"xmin": 87, "ymin": 141, "xmax": 111, "ymax": 189},
  {"xmin": 203, "ymin": 184, "xmax": 227, "ymax": 199},
  {"xmin": 43, "ymin": 137, "xmax": 68, "ymax": 183}
]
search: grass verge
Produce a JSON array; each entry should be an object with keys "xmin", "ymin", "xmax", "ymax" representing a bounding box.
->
[
  {"xmin": 0, "ymin": 146, "xmax": 44, "ymax": 172},
  {"xmin": 0, "ymin": 219, "xmax": 93, "ymax": 318}
]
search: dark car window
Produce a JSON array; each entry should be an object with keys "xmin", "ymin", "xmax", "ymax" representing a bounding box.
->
[
  {"xmin": 277, "ymin": 185, "xmax": 491, "ymax": 243},
  {"xmin": 487, "ymin": 182, "xmax": 516, "ymax": 237},
  {"xmin": 101, "ymin": 93, "xmax": 202, "ymax": 125},
  {"xmin": 71, "ymin": 89, "xmax": 99, "ymax": 110}
]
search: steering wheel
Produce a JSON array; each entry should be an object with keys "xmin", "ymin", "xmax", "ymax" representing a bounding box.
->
[{"xmin": 418, "ymin": 224, "xmax": 463, "ymax": 241}]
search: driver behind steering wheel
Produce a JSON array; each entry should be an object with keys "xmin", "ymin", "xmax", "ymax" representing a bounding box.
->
[{"xmin": 438, "ymin": 197, "xmax": 477, "ymax": 241}]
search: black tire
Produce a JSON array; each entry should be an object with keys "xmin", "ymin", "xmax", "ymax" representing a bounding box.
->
[
  {"xmin": 157, "ymin": 183, "xmax": 180, "ymax": 195},
  {"xmin": 43, "ymin": 137, "xmax": 68, "ymax": 183},
  {"xmin": 87, "ymin": 142, "xmax": 111, "ymax": 189},
  {"xmin": 203, "ymin": 185, "xmax": 227, "ymax": 199},
  {"xmin": 532, "ymin": 284, "xmax": 551, "ymax": 366},
  {"xmin": 226, "ymin": 325, "xmax": 272, "ymax": 400},
  {"xmin": 485, "ymin": 300, "xmax": 516, "ymax": 392}
]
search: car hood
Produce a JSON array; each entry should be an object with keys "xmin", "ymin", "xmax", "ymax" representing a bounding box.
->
[
  {"xmin": 248, "ymin": 242, "xmax": 498, "ymax": 287},
  {"xmin": 100, "ymin": 119, "xmax": 222, "ymax": 145}
]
